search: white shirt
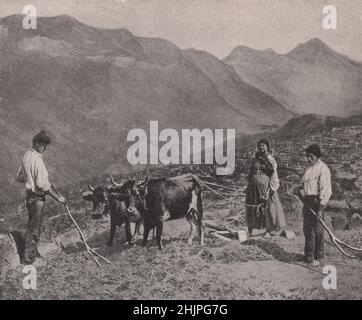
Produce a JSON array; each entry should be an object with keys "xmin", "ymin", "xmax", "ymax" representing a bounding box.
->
[
  {"xmin": 266, "ymin": 154, "xmax": 280, "ymax": 192},
  {"xmin": 21, "ymin": 148, "xmax": 51, "ymax": 193},
  {"xmin": 302, "ymin": 159, "xmax": 332, "ymax": 205}
]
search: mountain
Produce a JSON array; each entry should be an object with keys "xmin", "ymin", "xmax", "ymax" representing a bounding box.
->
[
  {"xmin": 0, "ymin": 14, "xmax": 293, "ymax": 203},
  {"xmin": 184, "ymin": 49, "xmax": 293, "ymax": 124},
  {"xmin": 234, "ymin": 113, "xmax": 362, "ymax": 160},
  {"xmin": 273, "ymin": 113, "xmax": 362, "ymax": 139},
  {"xmin": 224, "ymin": 38, "xmax": 362, "ymax": 117}
]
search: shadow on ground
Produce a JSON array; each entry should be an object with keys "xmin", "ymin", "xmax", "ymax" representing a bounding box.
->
[{"xmin": 243, "ymin": 238, "xmax": 304, "ymax": 263}]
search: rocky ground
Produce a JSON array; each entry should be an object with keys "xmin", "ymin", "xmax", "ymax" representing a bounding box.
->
[{"xmin": 0, "ymin": 171, "xmax": 361, "ymax": 300}]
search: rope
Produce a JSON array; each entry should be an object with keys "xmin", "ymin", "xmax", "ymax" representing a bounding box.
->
[
  {"xmin": 189, "ymin": 173, "xmax": 204, "ymax": 190},
  {"xmin": 244, "ymin": 203, "xmax": 264, "ymax": 209},
  {"xmin": 218, "ymin": 191, "xmax": 246, "ymax": 196},
  {"xmin": 203, "ymin": 182, "xmax": 242, "ymax": 192},
  {"xmin": 188, "ymin": 174, "xmax": 246, "ymax": 207}
]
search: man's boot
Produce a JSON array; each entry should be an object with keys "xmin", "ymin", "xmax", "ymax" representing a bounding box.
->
[{"xmin": 24, "ymin": 240, "xmax": 38, "ymax": 264}]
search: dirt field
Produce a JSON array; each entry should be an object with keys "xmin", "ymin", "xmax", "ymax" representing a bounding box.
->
[{"xmin": 1, "ymin": 191, "xmax": 361, "ymax": 300}]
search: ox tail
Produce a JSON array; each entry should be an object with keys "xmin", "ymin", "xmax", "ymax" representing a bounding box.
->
[
  {"xmin": 197, "ymin": 192, "xmax": 203, "ymax": 219},
  {"xmin": 190, "ymin": 192, "xmax": 203, "ymax": 223},
  {"xmin": 195, "ymin": 192, "xmax": 205, "ymax": 245}
]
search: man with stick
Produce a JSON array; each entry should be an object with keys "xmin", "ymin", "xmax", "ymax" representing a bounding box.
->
[
  {"xmin": 296, "ymin": 144, "xmax": 332, "ymax": 267},
  {"xmin": 17, "ymin": 130, "xmax": 66, "ymax": 264}
]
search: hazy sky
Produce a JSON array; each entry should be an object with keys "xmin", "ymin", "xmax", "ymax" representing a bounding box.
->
[{"xmin": 0, "ymin": 0, "xmax": 361, "ymax": 60}]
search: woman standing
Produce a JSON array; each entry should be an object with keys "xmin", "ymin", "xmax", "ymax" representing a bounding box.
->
[{"xmin": 245, "ymin": 139, "xmax": 286, "ymax": 238}]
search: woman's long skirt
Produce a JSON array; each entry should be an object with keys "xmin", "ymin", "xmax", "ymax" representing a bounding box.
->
[
  {"xmin": 246, "ymin": 174, "xmax": 286, "ymax": 232},
  {"xmin": 266, "ymin": 191, "xmax": 286, "ymax": 232}
]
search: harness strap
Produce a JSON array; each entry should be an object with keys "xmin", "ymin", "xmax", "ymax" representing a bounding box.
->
[{"xmin": 120, "ymin": 200, "xmax": 126, "ymax": 214}]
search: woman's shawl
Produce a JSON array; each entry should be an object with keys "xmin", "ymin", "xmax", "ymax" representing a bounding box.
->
[{"xmin": 266, "ymin": 154, "xmax": 280, "ymax": 192}]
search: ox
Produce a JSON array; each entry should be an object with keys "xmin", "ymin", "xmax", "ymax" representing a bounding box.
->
[
  {"xmin": 117, "ymin": 173, "xmax": 205, "ymax": 250},
  {"xmin": 83, "ymin": 181, "xmax": 143, "ymax": 247}
]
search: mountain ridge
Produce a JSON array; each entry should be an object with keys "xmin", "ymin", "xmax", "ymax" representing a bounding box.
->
[
  {"xmin": 0, "ymin": 14, "xmax": 293, "ymax": 203},
  {"xmin": 273, "ymin": 113, "xmax": 362, "ymax": 139},
  {"xmin": 224, "ymin": 38, "xmax": 362, "ymax": 117}
]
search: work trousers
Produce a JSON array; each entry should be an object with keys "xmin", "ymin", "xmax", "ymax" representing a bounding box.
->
[
  {"xmin": 24, "ymin": 191, "xmax": 46, "ymax": 262},
  {"xmin": 303, "ymin": 195, "xmax": 324, "ymax": 261}
]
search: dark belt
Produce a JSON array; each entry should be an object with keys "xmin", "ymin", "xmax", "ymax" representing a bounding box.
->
[
  {"xmin": 304, "ymin": 195, "xmax": 319, "ymax": 199},
  {"xmin": 304, "ymin": 195, "xmax": 320, "ymax": 202},
  {"xmin": 303, "ymin": 195, "xmax": 321, "ymax": 213},
  {"xmin": 26, "ymin": 190, "xmax": 46, "ymax": 203}
]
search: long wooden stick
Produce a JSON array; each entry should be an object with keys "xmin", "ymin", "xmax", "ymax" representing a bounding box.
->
[
  {"xmin": 307, "ymin": 205, "xmax": 362, "ymax": 258},
  {"xmin": 209, "ymin": 231, "xmax": 232, "ymax": 242},
  {"xmin": 205, "ymin": 222, "xmax": 232, "ymax": 233},
  {"xmin": 64, "ymin": 205, "xmax": 111, "ymax": 266},
  {"xmin": 51, "ymin": 185, "xmax": 111, "ymax": 266}
]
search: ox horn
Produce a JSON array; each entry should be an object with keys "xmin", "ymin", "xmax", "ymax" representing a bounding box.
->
[
  {"xmin": 137, "ymin": 170, "xmax": 150, "ymax": 187},
  {"xmin": 88, "ymin": 184, "xmax": 95, "ymax": 192},
  {"xmin": 110, "ymin": 173, "xmax": 123, "ymax": 187}
]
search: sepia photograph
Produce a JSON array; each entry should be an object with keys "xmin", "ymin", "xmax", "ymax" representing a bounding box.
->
[{"xmin": 0, "ymin": 0, "xmax": 361, "ymax": 304}]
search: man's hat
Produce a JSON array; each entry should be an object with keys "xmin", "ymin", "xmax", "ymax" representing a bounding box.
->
[
  {"xmin": 305, "ymin": 144, "xmax": 322, "ymax": 158},
  {"xmin": 32, "ymin": 130, "xmax": 51, "ymax": 145}
]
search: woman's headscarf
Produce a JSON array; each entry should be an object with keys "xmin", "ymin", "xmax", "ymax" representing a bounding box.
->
[{"xmin": 256, "ymin": 138, "xmax": 270, "ymax": 151}]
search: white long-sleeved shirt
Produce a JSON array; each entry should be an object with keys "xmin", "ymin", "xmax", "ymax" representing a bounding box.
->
[
  {"xmin": 21, "ymin": 148, "xmax": 51, "ymax": 193},
  {"xmin": 302, "ymin": 159, "xmax": 332, "ymax": 205},
  {"xmin": 266, "ymin": 154, "xmax": 280, "ymax": 192}
]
